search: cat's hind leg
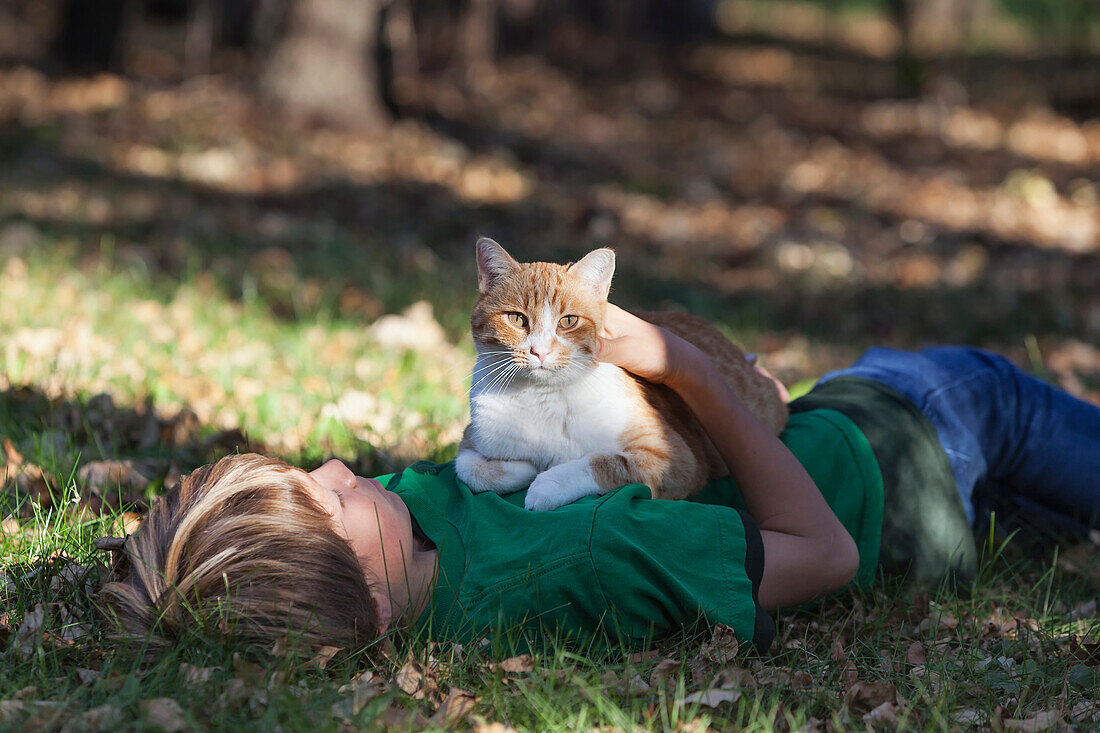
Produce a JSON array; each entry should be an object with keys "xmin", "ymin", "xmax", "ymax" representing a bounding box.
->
[
  {"xmin": 588, "ymin": 429, "xmax": 706, "ymax": 501},
  {"xmin": 455, "ymin": 448, "xmax": 539, "ymax": 495}
]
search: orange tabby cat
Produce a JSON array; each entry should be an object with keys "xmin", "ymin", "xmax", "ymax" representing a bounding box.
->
[{"xmin": 455, "ymin": 238, "xmax": 788, "ymax": 511}]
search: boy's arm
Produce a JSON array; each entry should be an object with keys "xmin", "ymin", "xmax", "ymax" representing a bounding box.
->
[{"xmin": 597, "ymin": 304, "xmax": 859, "ymax": 609}]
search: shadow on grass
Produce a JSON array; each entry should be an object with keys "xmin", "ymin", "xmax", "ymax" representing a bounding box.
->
[{"xmin": 2, "ymin": 129, "xmax": 1097, "ymax": 357}]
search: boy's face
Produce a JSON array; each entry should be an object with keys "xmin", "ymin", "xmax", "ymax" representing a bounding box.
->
[{"xmin": 299, "ymin": 459, "xmax": 423, "ymax": 631}]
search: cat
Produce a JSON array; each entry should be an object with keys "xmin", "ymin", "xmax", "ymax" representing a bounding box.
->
[{"xmin": 455, "ymin": 237, "xmax": 788, "ymax": 511}]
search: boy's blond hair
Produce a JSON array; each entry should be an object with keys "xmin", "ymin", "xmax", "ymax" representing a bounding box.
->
[{"xmin": 98, "ymin": 453, "xmax": 378, "ymax": 650}]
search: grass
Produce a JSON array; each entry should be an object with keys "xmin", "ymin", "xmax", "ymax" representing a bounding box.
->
[{"xmin": 2, "ymin": 233, "xmax": 1099, "ymax": 731}]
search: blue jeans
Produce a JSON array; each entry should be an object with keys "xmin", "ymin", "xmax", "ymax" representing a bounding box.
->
[{"xmin": 820, "ymin": 347, "xmax": 1100, "ymax": 532}]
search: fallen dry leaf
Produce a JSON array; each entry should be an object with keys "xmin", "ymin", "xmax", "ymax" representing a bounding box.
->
[
  {"xmin": 1069, "ymin": 701, "xmax": 1100, "ymax": 723},
  {"xmin": 699, "ymin": 623, "xmax": 740, "ymax": 665},
  {"xmin": 714, "ymin": 666, "xmax": 759, "ymax": 690},
  {"xmin": 140, "ymin": 698, "xmax": 188, "ymax": 732},
  {"xmin": 178, "ymin": 663, "xmax": 218, "ymax": 686},
  {"xmin": 430, "ymin": 687, "xmax": 478, "ymax": 727},
  {"xmin": 1002, "ymin": 710, "xmax": 1061, "ymax": 732},
  {"xmin": 830, "ymin": 637, "xmax": 847, "ymax": 663},
  {"xmin": 74, "ymin": 703, "xmax": 125, "ymax": 732},
  {"xmin": 498, "ymin": 654, "xmax": 534, "ymax": 674},
  {"xmin": 78, "ymin": 460, "xmax": 151, "ymax": 495},
  {"xmin": 623, "ymin": 674, "xmax": 650, "ymax": 695},
  {"xmin": 627, "ymin": 649, "xmax": 659, "ymax": 664},
  {"xmin": 951, "ymin": 708, "xmax": 985, "ymax": 725},
  {"xmin": 844, "ymin": 680, "xmax": 897, "ymax": 714},
  {"xmin": 682, "ymin": 688, "xmax": 740, "ymax": 707},
  {"xmin": 307, "ymin": 645, "xmax": 343, "ymax": 670},
  {"xmin": 905, "ymin": 640, "xmax": 925, "ymax": 666},
  {"xmin": 13, "ymin": 603, "xmax": 45, "ymax": 658},
  {"xmin": 863, "ymin": 701, "xmax": 900, "ymax": 725},
  {"xmin": 650, "ymin": 658, "xmax": 681, "ymax": 688},
  {"xmin": 395, "ymin": 658, "xmax": 426, "ymax": 695},
  {"xmin": 75, "ymin": 668, "xmax": 100, "ymax": 685}
]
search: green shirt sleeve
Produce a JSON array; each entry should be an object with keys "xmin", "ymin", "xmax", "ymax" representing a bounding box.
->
[{"xmin": 589, "ymin": 484, "xmax": 773, "ymax": 651}]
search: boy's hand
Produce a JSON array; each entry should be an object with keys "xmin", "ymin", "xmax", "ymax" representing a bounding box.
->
[{"xmin": 596, "ymin": 304, "xmax": 700, "ymax": 385}]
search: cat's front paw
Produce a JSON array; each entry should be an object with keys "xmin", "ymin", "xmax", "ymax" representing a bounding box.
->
[
  {"xmin": 456, "ymin": 450, "xmax": 539, "ymax": 494},
  {"xmin": 524, "ymin": 460, "xmax": 601, "ymax": 511}
]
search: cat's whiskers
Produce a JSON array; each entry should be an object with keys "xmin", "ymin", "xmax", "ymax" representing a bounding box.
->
[
  {"xmin": 469, "ymin": 358, "xmax": 518, "ymax": 394},
  {"xmin": 456, "ymin": 349, "xmax": 518, "ymax": 391},
  {"xmin": 481, "ymin": 362, "xmax": 522, "ymax": 395}
]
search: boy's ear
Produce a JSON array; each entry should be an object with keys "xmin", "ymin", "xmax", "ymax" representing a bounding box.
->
[
  {"xmin": 476, "ymin": 237, "xmax": 520, "ymax": 294},
  {"xmin": 567, "ymin": 248, "xmax": 615, "ymax": 300},
  {"xmin": 371, "ymin": 591, "xmax": 393, "ymax": 635}
]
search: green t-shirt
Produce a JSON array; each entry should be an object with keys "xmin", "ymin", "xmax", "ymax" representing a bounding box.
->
[{"xmin": 381, "ymin": 408, "xmax": 883, "ymax": 653}]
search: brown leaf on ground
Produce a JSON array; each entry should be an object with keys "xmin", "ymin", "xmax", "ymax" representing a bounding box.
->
[
  {"xmin": 395, "ymin": 657, "xmax": 426, "ymax": 695},
  {"xmin": 372, "ymin": 706, "xmax": 432, "ymax": 731},
  {"xmin": 863, "ymin": 701, "xmax": 900, "ymax": 726},
  {"xmin": 498, "ymin": 654, "xmax": 534, "ymax": 674},
  {"xmin": 682, "ymin": 688, "xmax": 741, "ymax": 708},
  {"xmin": 1002, "ymin": 710, "xmax": 1061, "ymax": 732},
  {"xmin": 714, "ymin": 666, "xmax": 758, "ymax": 690},
  {"xmin": 691, "ymin": 624, "xmax": 741, "ymax": 683},
  {"xmin": 839, "ymin": 660, "xmax": 859, "ymax": 686},
  {"xmin": 830, "ymin": 637, "xmax": 847, "ymax": 663},
  {"xmin": 307, "ymin": 645, "xmax": 343, "ymax": 670},
  {"xmin": 1069, "ymin": 701, "xmax": 1100, "ymax": 723},
  {"xmin": 178, "ymin": 663, "xmax": 218, "ymax": 686},
  {"xmin": 700, "ymin": 623, "xmax": 740, "ymax": 664},
  {"xmin": 78, "ymin": 460, "xmax": 151, "ymax": 496},
  {"xmin": 13, "ymin": 603, "xmax": 45, "ymax": 658},
  {"xmin": 216, "ymin": 678, "xmax": 250, "ymax": 709},
  {"xmin": 336, "ymin": 674, "xmax": 388, "ymax": 717},
  {"xmin": 650, "ymin": 658, "xmax": 681, "ymax": 688},
  {"xmin": 75, "ymin": 668, "xmax": 100, "ymax": 685},
  {"xmin": 952, "ymin": 709, "xmax": 985, "ymax": 725},
  {"xmin": 140, "ymin": 698, "xmax": 188, "ymax": 732},
  {"xmin": 843, "ymin": 680, "xmax": 897, "ymax": 715},
  {"xmin": 73, "ymin": 703, "xmax": 125, "ymax": 732},
  {"xmin": 918, "ymin": 608, "xmax": 958, "ymax": 634},
  {"xmin": 0, "ymin": 699, "xmax": 67, "ymax": 730},
  {"xmin": 627, "ymin": 649, "xmax": 659, "ymax": 664},
  {"xmin": 231, "ymin": 653, "xmax": 265, "ymax": 686},
  {"xmin": 905, "ymin": 640, "xmax": 925, "ymax": 666},
  {"xmin": 430, "ymin": 687, "xmax": 478, "ymax": 727},
  {"xmin": 1, "ymin": 440, "xmax": 53, "ymax": 508},
  {"xmin": 1064, "ymin": 635, "xmax": 1100, "ymax": 666}
]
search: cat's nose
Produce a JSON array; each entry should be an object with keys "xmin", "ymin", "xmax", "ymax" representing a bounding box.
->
[{"xmin": 530, "ymin": 346, "xmax": 546, "ymax": 364}]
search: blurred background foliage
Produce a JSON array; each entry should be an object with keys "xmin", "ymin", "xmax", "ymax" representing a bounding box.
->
[{"xmin": 0, "ymin": 0, "xmax": 1097, "ymax": 489}]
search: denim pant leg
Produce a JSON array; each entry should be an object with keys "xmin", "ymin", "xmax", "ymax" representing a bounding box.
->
[{"xmin": 820, "ymin": 346, "xmax": 1100, "ymax": 528}]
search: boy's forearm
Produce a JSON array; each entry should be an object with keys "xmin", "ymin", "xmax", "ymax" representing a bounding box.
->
[
  {"xmin": 667, "ymin": 345, "xmax": 844, "ymax": 540},
  {"xmin": 666, "ymin": 347, "xmax": 859, "ymax": 607}
]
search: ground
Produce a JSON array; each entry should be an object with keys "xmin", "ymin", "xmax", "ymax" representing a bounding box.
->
[{"xmin": 1, "ymin": 17, "xmax": 1099, "ymax": 731}]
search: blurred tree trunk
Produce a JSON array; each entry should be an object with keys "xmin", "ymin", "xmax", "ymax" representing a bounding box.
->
[
  {"xmin": 383, "ymin": 0, "xmax": 420, "ymax": 103},
  {"xmin": 460, "ymin": 0, "xmax": 498, "ymax": 73},
  {"xmin": 261, "ymin": 0, "xmax": 388, "ymax": 128},
  {"xmin": 51, "ymin": 0, "xmax": 130, "ymax": 72}
]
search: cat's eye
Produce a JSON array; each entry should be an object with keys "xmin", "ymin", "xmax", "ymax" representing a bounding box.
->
[
  {"xmin": 558, "ymin": 315, "xmax": 579, "ymax": 329},
  {"xmin": 506, "ymin": 312, "xmax": 529, "ymax": 329}
]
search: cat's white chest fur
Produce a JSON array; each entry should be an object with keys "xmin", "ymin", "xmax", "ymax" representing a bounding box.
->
[{"xmin": 469, "ymin": 361, "xmax": 634, "ymax": 469}]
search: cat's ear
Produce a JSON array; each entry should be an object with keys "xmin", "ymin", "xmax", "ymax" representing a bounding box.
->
[
  {"xmin": 567, "ymin": 248, "xmax": 615, "ymax": 299},
  {"xmin": 476, "ymin": 237, "xmax": 520, "ymax": 294}
]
